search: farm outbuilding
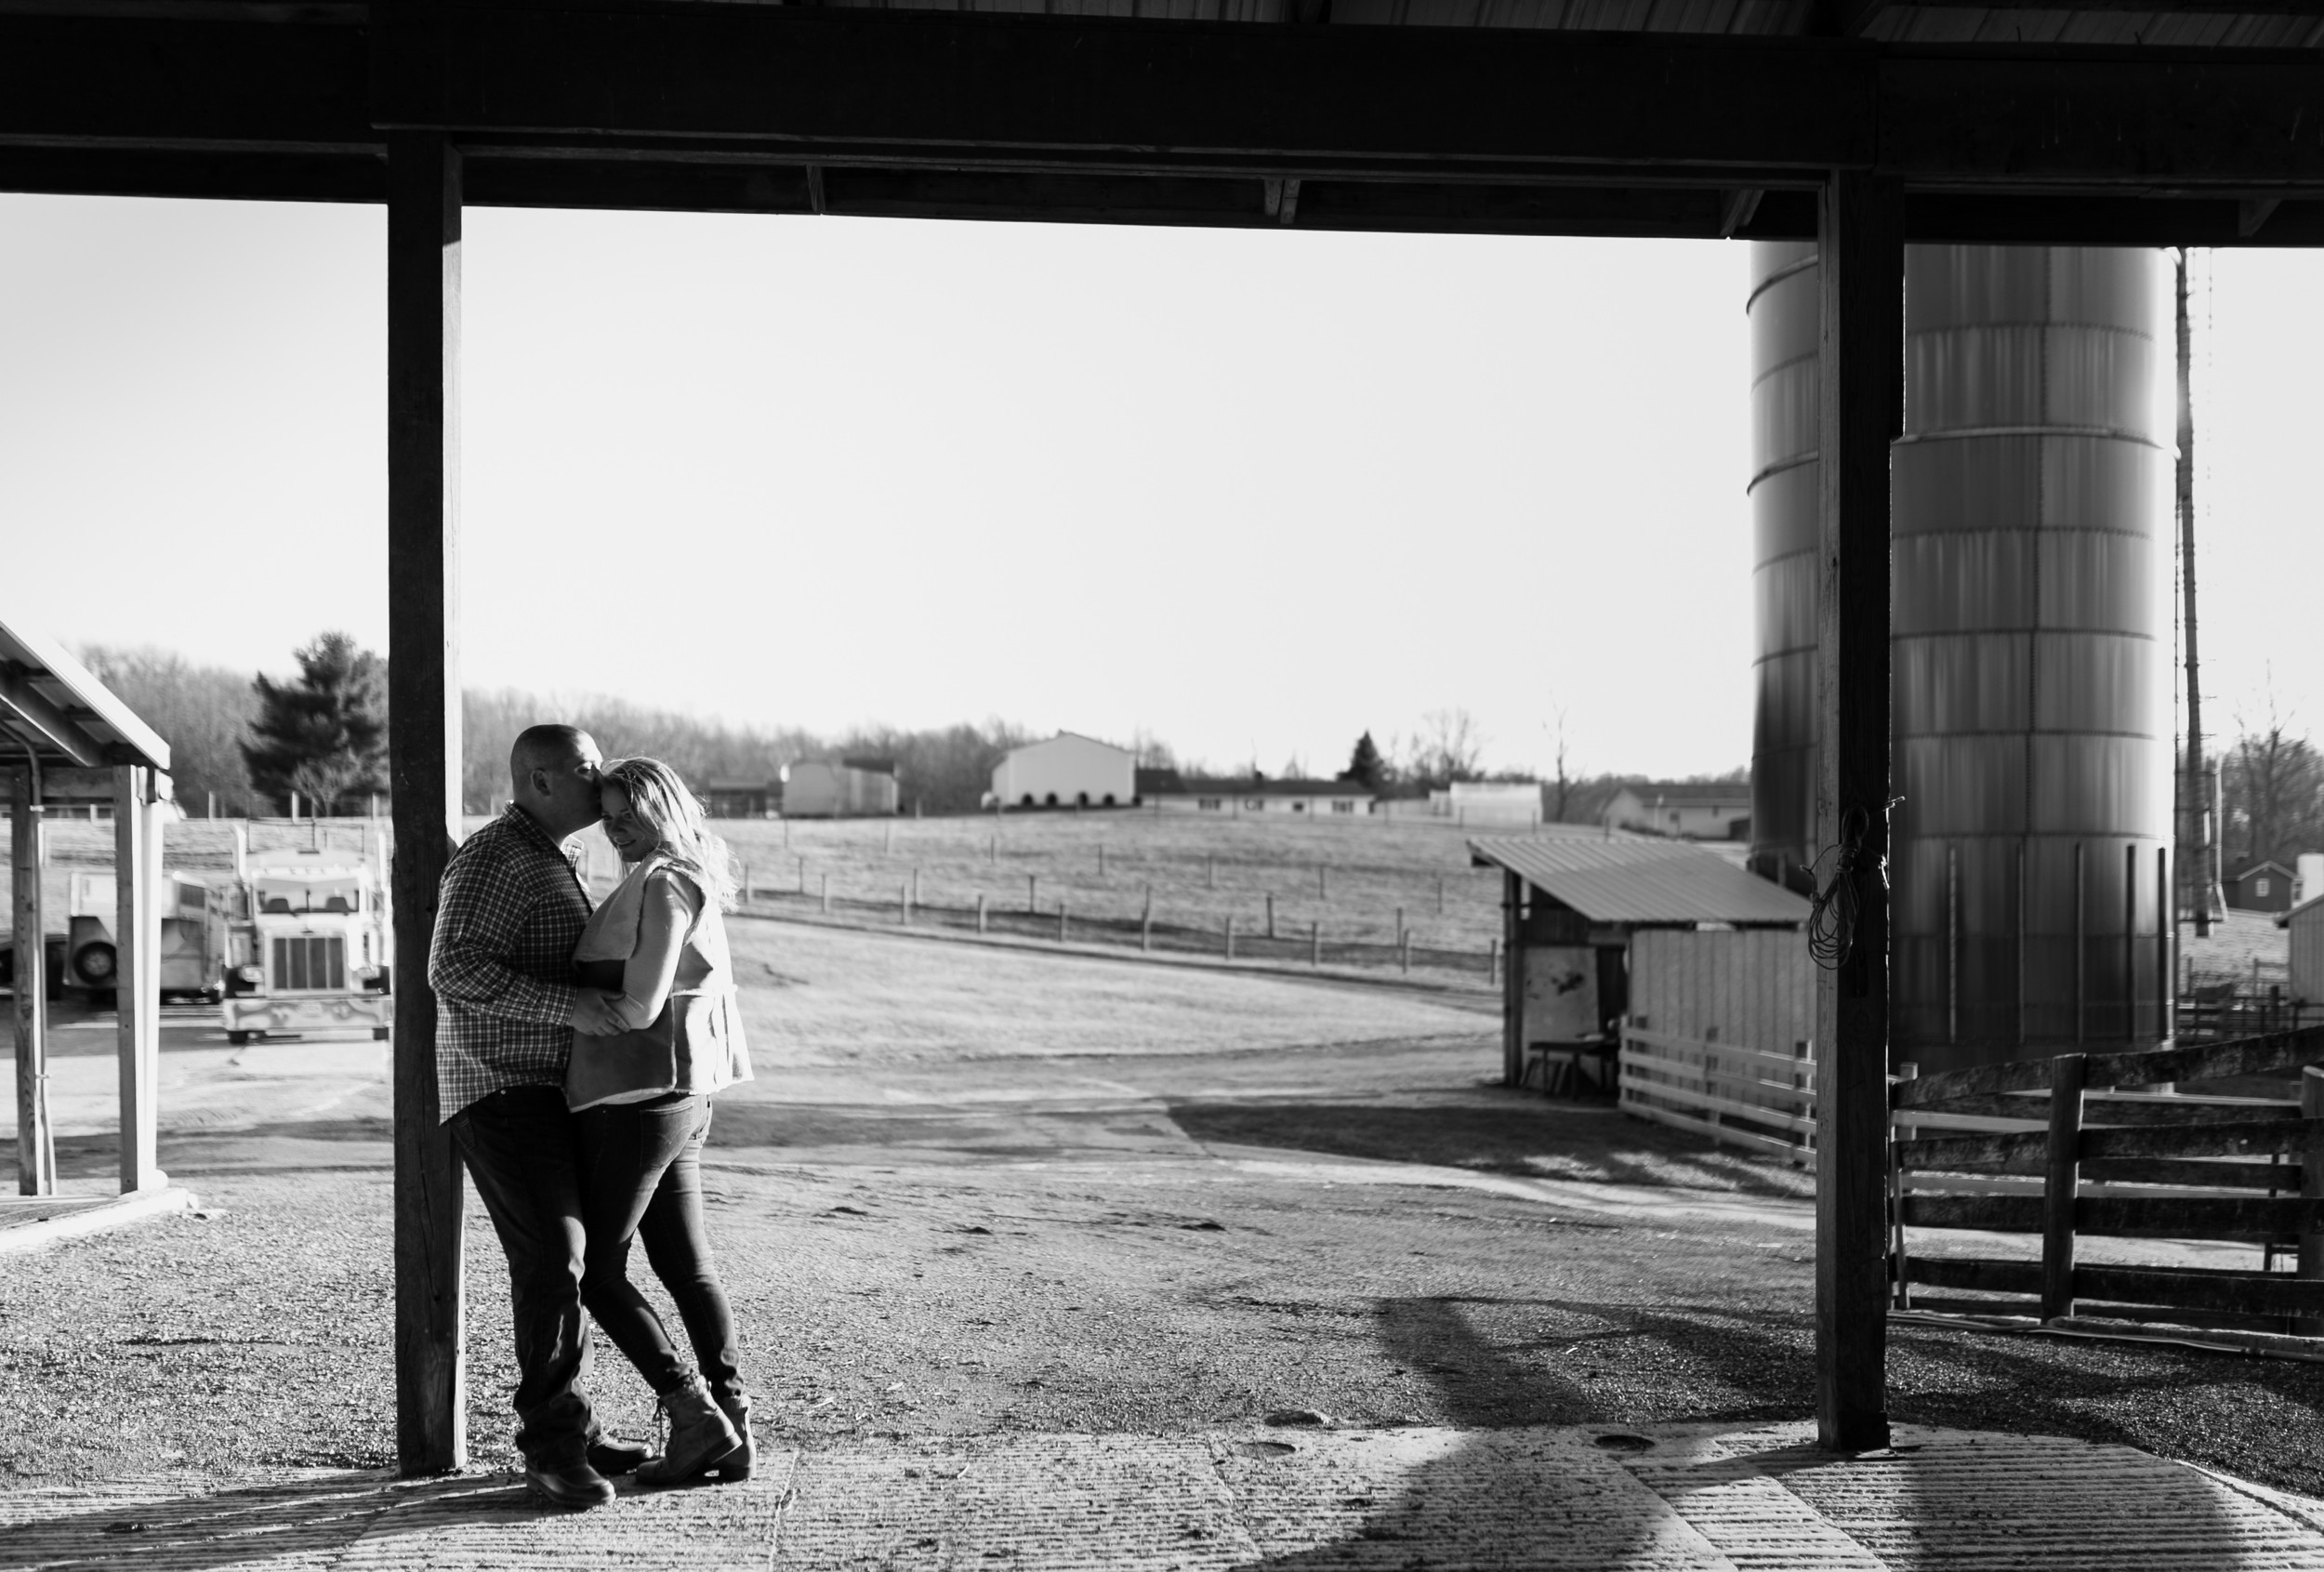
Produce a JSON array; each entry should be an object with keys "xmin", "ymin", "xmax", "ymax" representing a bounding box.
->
[
  {"xmin": 781, "ymin": 759, "xmax": 898, "ymax": 818},
  {"xmin": 1468, "ymin": 838, "xmax": 1810, "ymax": 1098},
  {"xmin": 1604, "ymin": 782, "xmax": 1752, "ymax": 840},
  {"xmin": 1149, "ymin": 776, "xmax": 1375, "ymax": 816},
  {"xmin": 989, "ymin": 733, "xmax": 1135, "ymax": 810},
  {"xmin": 2228, "ymin": 860, "xmax": 2296, "ymax": 915},
  {"xmin": 702, "ymin": 778, "xmax": 776, "ymax": 819},
  {"xmin": 2282, "ymin": 896, "xmax": 2324, "ymax": 1010}
]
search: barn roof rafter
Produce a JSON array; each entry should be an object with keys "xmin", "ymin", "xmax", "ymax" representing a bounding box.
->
[{"xmin": 5, "ymin": 1, "xmax": 2324, "ymax": 243}]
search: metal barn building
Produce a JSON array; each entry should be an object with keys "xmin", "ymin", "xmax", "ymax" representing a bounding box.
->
[
  {"xmin": 781, "ymin": 759, "xmax": 898, "ymax": 818},
  {"xmin": 989, "ymin": 733, "xmax": 1135, "ymax": 810}
]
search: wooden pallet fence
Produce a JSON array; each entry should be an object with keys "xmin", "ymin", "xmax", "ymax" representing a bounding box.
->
[
  {"xmin": 1618, "ymin": 1024, "xmax": 1816, "ymax": 1163},
  {"xmin": 1891, "ymin": 1024, "xmax": 2324, "ymax": 1338}
]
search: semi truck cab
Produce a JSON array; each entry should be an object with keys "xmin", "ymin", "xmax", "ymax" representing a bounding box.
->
[{"xmin": 222, "ymin": 848, "xmax": 393, "ymax": 1045}]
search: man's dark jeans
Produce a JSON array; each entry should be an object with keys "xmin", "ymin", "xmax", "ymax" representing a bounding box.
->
[
  {"xmin": 450, "ymin": 1086, "xmax": 596, "ymax": 1468},
  {"xmin": 574, "ymin": 1093, "xmax": 743, "ymax": 1403}
]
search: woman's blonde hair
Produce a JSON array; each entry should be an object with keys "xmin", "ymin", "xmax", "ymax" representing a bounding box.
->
[{"xmin": 600, "ymin": 756, "xmax": 738, "ymax": 911}]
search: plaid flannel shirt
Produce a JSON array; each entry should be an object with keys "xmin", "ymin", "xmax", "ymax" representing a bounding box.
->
[{"xmin": 429, "ymin": 805, "xmax": 593, "ymax": 1120}]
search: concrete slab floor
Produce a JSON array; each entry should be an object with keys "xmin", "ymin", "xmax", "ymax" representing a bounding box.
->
[{"xmin": 4, "ymin": 1422, "xmax": 2321, "ymax": 1571}]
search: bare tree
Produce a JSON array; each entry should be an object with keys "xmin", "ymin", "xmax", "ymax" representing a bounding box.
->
[
  {"xmin": 1413, "ymin": 707, "xmax": 1487, "ymax": 786},
  {"xmin": 2223, "ymin": 691, "xmax": 2324, "ymax": 867},
  {"xmin": 1543, "ymin": 704, "xmax": 1575, "ymax": 820}
]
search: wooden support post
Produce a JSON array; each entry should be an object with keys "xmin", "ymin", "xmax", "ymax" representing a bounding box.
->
[
  {"xmin": 2125, "ymin": 842, "xmax": 2138, "ymax": 1042},
  {"xmin": 389, "ymin": 130, "xmax": 467, "ymax": 1478},
  {"xmin": 2041, "ymin": 1052, "xmax": 2086, "ymax": 1322},
  {"xmin": 1502, "ymin": 871, "xmax": 1524, "ymax": 1087},
  {"xmin": 11, "ymin": 768, "xmax": 53, "ymax": 1196},
  {"xmin": 2158, "ymin": 847, "xmax": 2172, "ymax": 1042},
  {"xmin": 113, "ymin": 765, "xmax": 162, "ymax": 1195},
  {"xmin": 1813, "ymin": 168, "xmax": 1901, "ymax": 1454},
  {"xmin": 2298, "ymin": 1066, "xmax": 2324, "ymax": 1336}
]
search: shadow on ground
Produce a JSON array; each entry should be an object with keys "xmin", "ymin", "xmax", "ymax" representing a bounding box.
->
[{"xmin": 1168, "ymin": 1096, "xmax": 1816, "ymax": 1198}]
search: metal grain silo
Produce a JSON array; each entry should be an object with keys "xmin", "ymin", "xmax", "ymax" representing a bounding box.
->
[{"xmin": 1747, "ymin": 244, "xmax": 2172, "ymax": 1075}]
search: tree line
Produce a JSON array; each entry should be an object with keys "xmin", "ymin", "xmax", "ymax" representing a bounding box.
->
[
  {"xmin": 83, "ymin": 634, "xmax": 1739, "ymax": 826},
  {"xmin": 80, "ymin": 637, "xmax": 1045, "ymax": 817}
]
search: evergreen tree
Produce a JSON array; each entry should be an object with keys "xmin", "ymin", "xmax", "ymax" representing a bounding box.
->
[
  {"xmin": 1341, "ymin": 731, "xmax": 1387, "ymax": 790},
  {"xmin": 241, "ymin": 632, "xmax": 388, "ymax": 814}
]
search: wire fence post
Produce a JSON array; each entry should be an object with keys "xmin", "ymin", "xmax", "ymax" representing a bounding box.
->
[
  {"xmin": 912, "ymin": 865, "xmax": 921, "ymax": 905},
  {"xmin": 901, "ymin": 880, "xmax": 910, "ymax": 926},
  {"xmin": 1028, "ymin": 873, "xmax": 1038, "ymax": 914},
  {"xmin": 797, "ymin": 855, "xmax": 806, "ymax": 893},
  {"xmin": 976, "ymin": 892, "xmax": 987, "ymax": 935},
  {"xmin": 740, "ymin": 863, "xmax": 751, "ymax": 904},
  {"xmin": 1142, "ymin": 887, "xmax": 1154, "ymax": 953},
  {"xmin": 1436, "ymin": 875, "xmax": 1445, "ymax": 915},
  {"xmin": 1224, "ymin": 914, "xmax": 1235, "ymax": 960},
  {"xmin": 1266, "ymin": 892, "xmax": 1275, "ymax": 939},
  {"xmin": 820, "ymin": 873, "xmax": 829, "ymax": 915},
  {"xmin": 1400, "ymin": 929, "xmax": 1411, "ymax": 974},
  {"xmin": 1311, "ymin": 920, "xmax": 1321, "ymax": 967}
]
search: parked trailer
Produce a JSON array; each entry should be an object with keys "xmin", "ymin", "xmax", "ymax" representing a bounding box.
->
[{"xmin": 0, "ymin": 868, "xmax": 226, "ymax": 1006}]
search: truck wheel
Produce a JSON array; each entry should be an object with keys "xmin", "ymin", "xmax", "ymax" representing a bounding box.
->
[
  {"xmin": 372, "ymin": 1026, "xmax": 390, "ymax": 1041},
  {"xmin": 227, "ymin": 1030, "xmax": 252, "ymax": 1046}
]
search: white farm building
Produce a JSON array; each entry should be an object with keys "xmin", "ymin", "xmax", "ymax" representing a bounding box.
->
[{"xmin": 990, "ymin": 732, "xmax": 1137, "ymax": 809}]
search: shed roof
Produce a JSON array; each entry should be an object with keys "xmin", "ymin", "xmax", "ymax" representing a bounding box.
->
[
  {"xmin": 0, "ymin": 601, "xmax": 170, "ymax": 778},
  {"xmin": 1469, "ymin": 837, "xmax": 1810, "ymax": 928}
]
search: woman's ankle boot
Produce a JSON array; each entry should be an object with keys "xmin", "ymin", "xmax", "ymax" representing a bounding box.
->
[
  {"xmin": 714, "ymin": 1394, "xmax": 754, "ymax": 1482},
  {"xmin": 636, "ymin": 1375, "xmax": 743, "ymax": 1486}
]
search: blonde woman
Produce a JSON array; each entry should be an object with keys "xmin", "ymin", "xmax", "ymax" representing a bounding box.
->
[{"xmin": 566, "ymin": 757, "xmax": 756, "ymax": 1487}]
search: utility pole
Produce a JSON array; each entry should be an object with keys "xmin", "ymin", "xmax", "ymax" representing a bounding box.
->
[{"xmin": 2178, "ymin": 249, "xmax": 2218, "ymax": 937}]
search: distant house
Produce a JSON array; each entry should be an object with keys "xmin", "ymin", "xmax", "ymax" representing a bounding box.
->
[
  {"xmin": 989, "ymin": 732, "xmax": 1137, "ymax": 809},
  {"xmin": 1427, "ymin": 782, "xmax": 1542, "ymax": 824},
  {"xmin": 1604, "ymin": 781, "xmax": 1751, "ymax": 840},
  {"xmin": 1146, "ymin": 775, "xmax": 1376, "ymax": 817},
  {"xmin": 2228, "ymin": 860, "xmax": 2297, "ymax": 915},
  {"xmin": 782, "ymin": 757, "xmax": 899, "ymax": 818},
  {"xmin": 702, "ymin": 778, "xmax": 776, "ymax": 819}
]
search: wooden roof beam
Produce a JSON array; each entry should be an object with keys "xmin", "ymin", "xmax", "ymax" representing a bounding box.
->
[{"xmin": 0, "ymin": 667, "xmax": 105, "ymax": 769}]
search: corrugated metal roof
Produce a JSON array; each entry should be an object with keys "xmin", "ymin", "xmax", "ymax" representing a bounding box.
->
[
  {"xmin": 0, "ymin": 599, "xmax": 170, "ymax": 776},
  {"xmin": 1469, "ymin": 836, "xmax": 1811, "ymax": 927}
]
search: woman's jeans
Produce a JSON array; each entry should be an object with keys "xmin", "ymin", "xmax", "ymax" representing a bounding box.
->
[{"xmin": 574, "ymin": 1092, "xmax": 743, "ymax": 1402}]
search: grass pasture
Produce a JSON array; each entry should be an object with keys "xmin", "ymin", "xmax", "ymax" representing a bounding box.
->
[{"xmin": 718, "ymin": 809, "xmax": 1648, "ymax": 981}]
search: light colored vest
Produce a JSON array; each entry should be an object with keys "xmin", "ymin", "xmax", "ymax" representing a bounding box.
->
[{"xmin": 570, "ymin": 853, "xmax": 752, "ymax": 1104}]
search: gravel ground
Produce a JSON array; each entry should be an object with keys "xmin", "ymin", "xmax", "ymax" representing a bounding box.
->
[
  {"xmin": 7, "ymin": 1106, "xmax": 2324, "ymax": 1499},
  {"xmin": 6, "ymin": 919, "xmax": 2322, "ymax": 1505}
]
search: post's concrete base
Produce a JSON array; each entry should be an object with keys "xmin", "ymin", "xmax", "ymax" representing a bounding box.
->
[{"xmin": 0, "ymin": 1184, "xmax": 194, "ymax": 1256}]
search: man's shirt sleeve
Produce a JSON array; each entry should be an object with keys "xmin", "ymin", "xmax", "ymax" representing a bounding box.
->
[{"xmin": 428, "ymin": 848, "xmax": 578, "ymax": 1026}]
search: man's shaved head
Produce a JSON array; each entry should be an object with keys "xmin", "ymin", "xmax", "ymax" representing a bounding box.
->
[
  {"xmin": 510, "ymin": 723, "xmax": 590, "ymax": 787},
  {"xmin": 508, "ymin": 724, "xmax": 604, "ymax": 839}
]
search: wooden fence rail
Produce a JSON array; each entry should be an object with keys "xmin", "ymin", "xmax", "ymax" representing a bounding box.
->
[{"xmin": 1893, "ymin": 1025, "xmax": 2324, "ymax": 1340}]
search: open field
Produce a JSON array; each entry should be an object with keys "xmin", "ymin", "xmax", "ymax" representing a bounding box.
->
[{"xmin": 718, "ymin": 810, "xmax": 1696, "ymax": 979}]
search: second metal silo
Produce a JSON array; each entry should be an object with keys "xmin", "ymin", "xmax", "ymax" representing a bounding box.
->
[{"xmin": 1747, "ymin": 244, "xmax": 2173, "ymax": 1076}]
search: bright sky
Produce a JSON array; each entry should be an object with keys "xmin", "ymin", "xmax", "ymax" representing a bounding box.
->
[{"xmin": 0, "ymin": 194, "xmax": 2317, "ymax": 781}]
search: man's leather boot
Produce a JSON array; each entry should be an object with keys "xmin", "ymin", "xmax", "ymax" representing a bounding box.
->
[
  {"xmin": 525, "ymin": 1457, "xmax": 617, "ymax": 1511},
  {"xmin": 588, "ymin": 1433, "xmax": 651, "ymax": 1476},
  {"xmin": 635, "ymin": 1375, "xmax": 743, "ymax": 1487}
]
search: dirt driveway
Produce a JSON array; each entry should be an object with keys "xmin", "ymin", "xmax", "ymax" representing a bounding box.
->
[{"xmin": 6, "ymin": 918, "xmax": 2324, "ymax": 1499}]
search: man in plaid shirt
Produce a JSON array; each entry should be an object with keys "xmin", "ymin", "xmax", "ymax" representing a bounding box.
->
[{"xmin": 429, "ymin": 723, "xmax": 630, "ymax": 1510}]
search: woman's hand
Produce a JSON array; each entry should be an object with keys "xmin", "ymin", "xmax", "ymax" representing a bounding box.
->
[{"xmin": 566, "ymin": 990, "xmax": 628, "ymax": 1036}]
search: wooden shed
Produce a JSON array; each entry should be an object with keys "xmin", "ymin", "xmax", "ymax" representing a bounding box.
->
[
  {"xmin": 1, "ymin": 602, "xmax": 177, "ymax": 1197},
  {"xmin": 1468, "ymin": 838, "xmax": 1811, "ymax": 1097}
]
